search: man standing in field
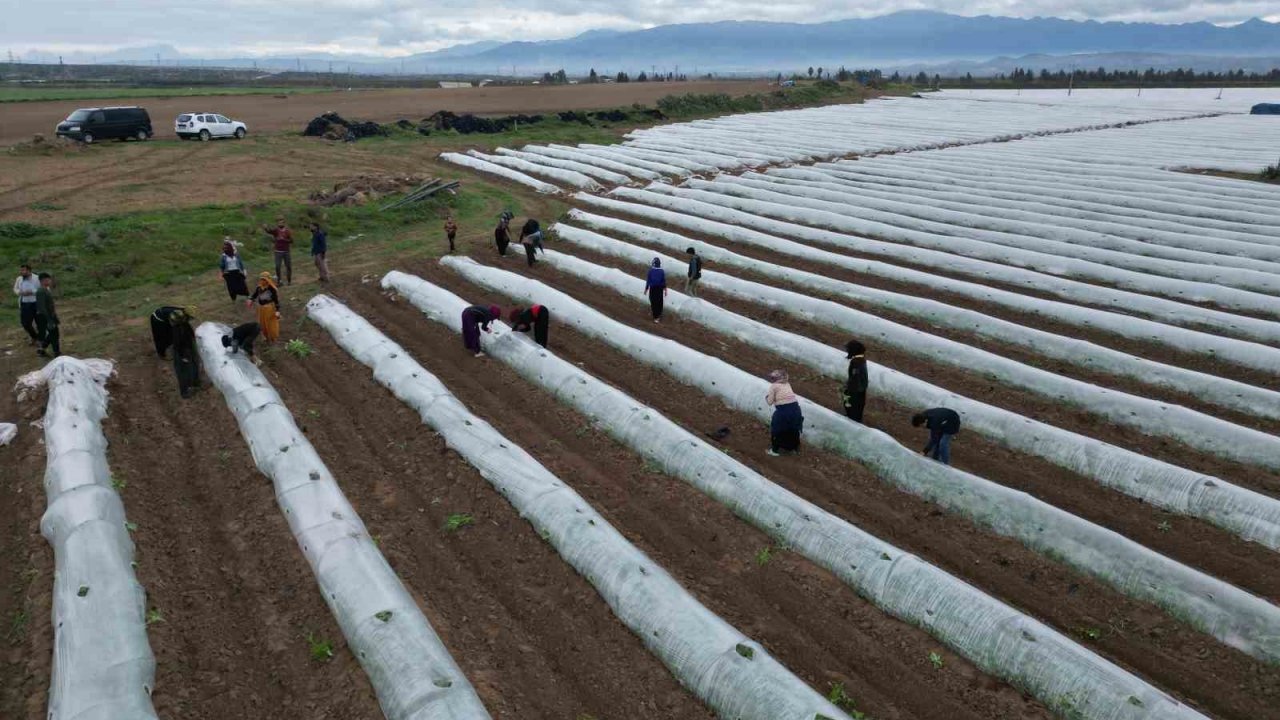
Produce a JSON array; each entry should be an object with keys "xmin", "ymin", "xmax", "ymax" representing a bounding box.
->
[
  {"xmin": 519, "ymin": 217, "xmax": 543, "ymax": 267},
  {"xmin": 35, "ymin": 272, "xmax": 60, "ymax": 358},
  {"xmin": 684, "ymin": 247, "xmax": 703, "ymax": 297},
  {"xmin": 444, "ymin": 215, "xmax": 458, "ymax": 254},
  {"xmin": 912, "ymin": 407, "xmax": 961, "ymax": 465},
  {"xmin": 494, "ymin": 213, "xmax": 512, "ymax": 256},
  {"xmin": 263, "ymin": 218, "xmax": 294, "ymax": 285},
  {"xmin": 309, "ymin": 222, "xmax": 330, "ymax": 283},
  {"xmin": 13, "ymin": 263, "xmax": 39, "ymax": 344}
]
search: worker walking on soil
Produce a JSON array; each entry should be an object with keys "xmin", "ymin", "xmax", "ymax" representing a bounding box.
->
[
  {"xmin": 167, "ymin": 308, "xmax": 202, "ymax": 399},
  {"xmin": 219, "ymin": 239, "xmax": 250, "ymax": 301},
  {"xmin": 221, "ymin": 322, "xmax": 261, "ymax": 364},
  {"xmin": 35, "ymin": 273, "xmax": 60, "ymax": 358},
  {"xmin": 461, "ymin": 304, "xmax": 502, "ymax": 357},
  {"xmin": 150, "ymin": 305, "xmax": 188, "ymax": 357},
  {"xmin": 519, "ymin": 218, "xmax": 543, "ymax": 267},
  {"xmin": 262, "ymin": 218, "xmax": 294, "ymax": 285},
  {"xmin": 766, "ymin": 369, "xmax": 804, "ymax": 456},
  {"xmin": 495, "ymin": 212, "xmax": 513, "ymax": 256},
  {"xmin": 685, "ymin": 247, "xmax": 703, "ymax": 297},
  {"xmin": 842, "ymin": 339, "xmax": 869, "ymax": 423},
  {"xmin": 913, "ymin": 407, "xmax": 961, "ymax": 465},
  {"xmin": 13, "ymin": 263, "xmax": 39, "ymax": 345},
  {"xmin": 643, "ymin": 258, "xmax": 668, "ymax": 322},
  {"xmin": 444, "ymin": 215, "xmax": 458, "ymax": 254},
  {"xmin": 309, "ymin": 222, "xmax": 331, "ymax": 283},
  {"xmin": 509, "ymin": 305, "xmax": 550, "ymax": 348},
  {"xmin": 248, "ymin": 272, "xmax": 282, "ymax": 343}
]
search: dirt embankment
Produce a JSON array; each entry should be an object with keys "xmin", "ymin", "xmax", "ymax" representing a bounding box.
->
[{"xmin": 0, "ymin": 81, "xmax": 772, "ymax": 146}]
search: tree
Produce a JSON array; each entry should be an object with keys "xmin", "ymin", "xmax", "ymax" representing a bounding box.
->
[
  {"xmin": 637, "ymin": 71, "xmax": 648, "ymax": 82},
  {"xmin": 588, "ymin": 68, "xmax": 599, "ymax": 83},
  {"xmin": 615, "ymin": 71, "xmax": 630, "ymax": 83},
  {"xmin": 816, "ymin": 66, "xmax": 824, "ymax": 79},
  {"xmin": 807, "ymin": 66, "xmax": 814, "ymax": 78}
]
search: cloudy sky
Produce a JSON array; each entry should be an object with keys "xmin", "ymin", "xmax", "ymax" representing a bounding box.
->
[{"xmin": 2, "ymin": 0, "xmax": 1276, "ymax": 58}]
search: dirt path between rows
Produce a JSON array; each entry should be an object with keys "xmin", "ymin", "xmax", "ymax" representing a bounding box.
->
[
  {"xmin": 329, "ymin": 279, "xmax": 1053, "ymax": 720},
  {"xmin": 0, "ymin": 386, "xmax": 56, "ymax": 720},
  {"xmin": 415, "ymin": 253, "xmax": 1280, "ymax": 720}
]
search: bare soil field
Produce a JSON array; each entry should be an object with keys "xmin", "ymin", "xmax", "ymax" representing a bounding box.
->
[{"xmin": 0, "ymin": 80, "xmax": 771, "ymax": 146}]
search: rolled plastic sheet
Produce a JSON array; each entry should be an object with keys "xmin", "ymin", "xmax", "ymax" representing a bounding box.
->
[
  {"xmin": 195, "ymin": 323, "xmax": 492, "ymax": 720},
  {"xmin": 34, "ymin": 357, "xmax": 159, "ymax": 720},
  {"xmin": 305, "ymin": 294, "xmax": 852, "ymax": 720},
  {"xmin": 439, "ymin": 255, "xmax": 1280, "ymax": 666}
]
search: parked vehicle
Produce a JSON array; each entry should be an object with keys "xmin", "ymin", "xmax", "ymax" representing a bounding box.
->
[
  {"xmin": 176, "ymin": 112, "xmax": 248, "ymax": 141},
  {"xmin": 55, "ymin": 107, "xmax": 152, "ymax": 144}
]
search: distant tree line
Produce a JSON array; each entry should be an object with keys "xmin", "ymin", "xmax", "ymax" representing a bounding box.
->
[{"xmin": 900, "ymin": 66, "xmax": 1280, "ymax": 89}]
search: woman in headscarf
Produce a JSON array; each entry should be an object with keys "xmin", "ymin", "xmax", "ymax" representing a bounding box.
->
[
  {"xmin": 248, "ymin": 271, "xmax": 281, "ymax": 343},
  {"xmin": 842, "ymin": 339, "xmax": 869, "ymax": 423},
  {"xmin": 150, "ymin": 305, "xmax": 183, "ymax": 357},
  {"xmin": 462, "ymin": 304, "xmax": 502, "ymax": 357},
  {"xmin": 219, "ymin": 238, "xmax": 249, "ymax": 301},
  {"xmin": 765, "ymin": 369, "xmax": 804, "ymax": 456},
  {"xmin": 642, "ymin": 257, "xmax": 667, "ymax": 323},
  {"xmin": 508, "ymin": 304, "xmax": 549, "ymax": 348},
  {"xmin": 168, "ymin": 307, "xmax": 202, "ymax": 399}
]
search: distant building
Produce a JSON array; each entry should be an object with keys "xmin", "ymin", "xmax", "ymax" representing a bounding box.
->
[{"xmin": 439, "ymin": 81, "xmax": 473, "ymax": 89}]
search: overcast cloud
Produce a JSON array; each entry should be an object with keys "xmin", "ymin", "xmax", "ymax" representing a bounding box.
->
[{"xmin": 2, "ymin": 0, "xmax": 1276, "ymax": 58}]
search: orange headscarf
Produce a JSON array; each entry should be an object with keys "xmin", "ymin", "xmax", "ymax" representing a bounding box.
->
[{"xmin": 257, "ymin": 271, "xmax": 278, "ymax": 291}]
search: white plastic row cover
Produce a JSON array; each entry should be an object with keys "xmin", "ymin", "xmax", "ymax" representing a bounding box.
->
[
  {"xmin": 33, "ymin": 357, "xmax": 159, "ymax": 720},
  {"xmin": 304, "ymin": 293, "xmax": 851, "ymax": 720},
  {"xmin": 384, "ymin": 268, "xmax": 1206, "ymax": 720},
  {"xmin": 438, "ymin": 255, "xmax": 1280, "ymax": 666},
  {"xmin": 195, "ymin": 323, "xmax": 491, "ymax": 720}
]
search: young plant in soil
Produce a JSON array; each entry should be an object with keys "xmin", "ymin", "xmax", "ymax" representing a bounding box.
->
[
  {"xmin": 444, "ymin": 513, "xmax": 474, "ymax": 532},
  {"xmin": 826, "ymin": 682, "xmax": 867, "ymax": 719},
  {"xmin": 285, "ymin": 339, "xmax": 313, "ymax": 359},
  {"xmin": 145, "ymin": 608, "xmax": 164, "ymax": 626},
  {"xmin": 928, "ymin": 651, "xmax": 945, "ymax": 670},
  {"xmin": 306, "ymin": 632, "xmax": 335, "ymax": 662},
  {"xmin": 755, "ymin": 546, "xmax": 774, "ymax": 566}
]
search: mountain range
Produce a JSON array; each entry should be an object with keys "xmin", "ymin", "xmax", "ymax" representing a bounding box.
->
[{"xmin": 20, "ymin": 11, "xmax": 1280, "ymax": 75}]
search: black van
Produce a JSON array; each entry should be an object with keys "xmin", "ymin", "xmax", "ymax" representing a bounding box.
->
[{"xmin": 55, "ymin": 107, "xmax": 152, "ymax": 144}]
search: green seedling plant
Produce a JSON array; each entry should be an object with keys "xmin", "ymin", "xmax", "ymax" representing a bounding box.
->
[
  {"xmin": 755, "ymin": 546, "xmax": 774, "ymax": 566},
  {"xmin": 285, "ymin": 339, "xmax": 313, "ymax": 359},
  {"xmin": 110, "ymin": 475, "xmax": 126, "ymax": 492},
  {"xmin": 827, "ymin": 682, "xmax": 867, "ymax": 718},
  {"xmin": 307, "ymin": 632, "xmax": 335, "ymax": 662},
  {"xmin": 1157, "ymin": 520, "xmax": 1172, "ymax": 532},
  {"xmin": 928, "ymin": 651, "xmax": 945, "ymax": 669},
  {"xmin": 146, "ymin": 608, "xmax": 164, "ymax": 626},
  {"xmin": 445, "ymin": 513, "xmax": 474, "ymax": 532},
  {"xmin": 1075, "ymin": 626, "xmax": 1102, "ymax": 641}
]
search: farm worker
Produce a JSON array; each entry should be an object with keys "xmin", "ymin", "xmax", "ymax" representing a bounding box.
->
[
  {"xmin": 643, "ymin": 257, "xmax": 667, "ymax": 322},
  {"xmin": 444, "ymin": 215, "xmax": 458, "ymax": 254},
  {"xmin": 494, "ymin": 214, "xmax": 512, "ymax": 256},
  {"xmin": 262, "ymin": 217, "xmax": 294, "ymax": 285},
  {"xmin": 150, "ymin": 305, "xmax": 186, "ymax": 357},
  {"xmin": 519, "ymin": 218, "xmax": 543, "ymax": 267},
  {"xmin": 309, "ymin": 222, "xmax": 330, "ymax": 283},
  {"xmin": 219, "ymin": 238, "xmax": 250, "ymax": 301},
  {"xmin": 221, "ymin": 322, "xmax": 261, "ymax": 363},
  {"xmin": 509, "ymin": 305, "xmax": 550, "ymax": 348},
  {"xmin": 248, "ymin": 272, "xmax": 282, "ymax": 342},
  {"xmin": 35, "ymin": 273, "xmax": 60, "ymax": 358},
  {"xmin": 684, "ymin": 247, "xmax": 702, "ymax": 297},
  {"xmin": 765, "ymin": 369, "xmax": 803, "ymax": 456},
  {"xmin": 13, "ymin": 263, "xmax": 40, "ymax": 344},
  {"xmin": 842, "ymin": 339, "xmax": 869, "ymax": 423},
  {"xmin": 461, "ymin": 304, "xmax": 502, "ymax": 357},
  {"xmin": 912, "ymin": 408, "xmax": 961, "ymax": 465},
  {"xmin": 167, "ymin": 308, "xmax": 202, "ymax": 399}
]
